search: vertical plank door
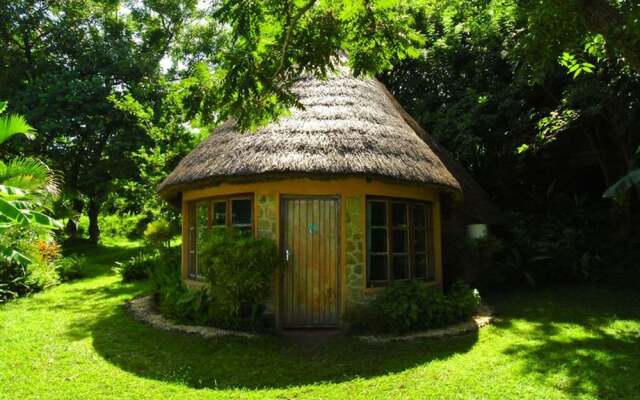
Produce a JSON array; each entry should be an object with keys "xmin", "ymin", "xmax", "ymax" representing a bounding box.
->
[{"xmin": 281, "ymin": 197, "xmax": 339, "ymax": 327}]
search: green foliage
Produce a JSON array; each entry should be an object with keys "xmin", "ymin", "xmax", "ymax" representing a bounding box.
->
[
  {"xmin": 443, "ymin": 234, "xmax": 505, "ymax": 289},
  {"xmin": 184, "ymin": 0, "xmax": 427, "ymax": 129},
  {"xmin": 82, "ymin": 214, "xmax": 148, "ymax": 241},
  {"xmin": 114, "ymin": 252, "xmax": 157, "ymax": 282},
  {"xmin": 0, "ymin": 101, "xmax": 61, "ymax": 265},
  {"xmin": 558, "ymin": 52, "xmax": 595, "ymax": 79},
  {"xmin": 0, "ymin": 260, "xmax": 29, "ymax": 304},
  {"xmin": 143, "ymin": 219, "xmax": 175, "ymax": 249},
  {"xmin": 146, "ymin": 246, "xmax": 221, "ymax": 326},
  {"xmin": 0, "ymin": 101, "xmax": 34, "ymax": 144},
  {"xmin": 498, "ymin": 199, "xmax": 608, "ymax": 287},
  {"xmin": 198, "ymin": 228, "xmax": 284, "ymax": 328},
  {"xmin": 56, "ymin": 255, "xmax": 86, "ymax": 282},
  {"xmin": 25, "ymin": 258, "xmax": 60, "ymax": 291},
  {"xmin": 345, "ymin": 280, "xmax": 481, "ymax": 334},
  {"xmin": 0, "ymin": 1, "xmax": 200, "ymax": 242}
]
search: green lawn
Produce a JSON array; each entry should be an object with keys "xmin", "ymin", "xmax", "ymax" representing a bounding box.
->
[{"xmin": 1, "ymin": 239, "xmax": 639, "ymax": 399}]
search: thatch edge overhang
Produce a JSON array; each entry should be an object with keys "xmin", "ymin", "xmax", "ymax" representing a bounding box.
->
[{"xmin": 158, "ymin": 171, "xmax": 460, "ymax": 205}]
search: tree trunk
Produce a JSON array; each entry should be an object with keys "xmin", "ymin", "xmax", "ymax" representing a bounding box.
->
[
  {"xmin": 88, "ymin": 199, "xmax": 101, "ymax": 245},
  {"xmin": 65, "ymin": 219, "xmax": 78, "ymax": 238}
]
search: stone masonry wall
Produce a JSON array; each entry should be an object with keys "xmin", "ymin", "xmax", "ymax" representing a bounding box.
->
[
  {"xmin": 256, "ymin": 193, "xmax": 278, "ymax": 241},
  {"xmin": 256, "ymin": 193, "xmax": 278, "ymax": 315},
  {"xmin": 345, "ymin": 195, "xmax": 366, "ymax": 306}
]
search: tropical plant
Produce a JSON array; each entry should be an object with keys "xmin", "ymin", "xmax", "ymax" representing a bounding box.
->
[
  {"xmin": 0, "ymin": 100, "xmax": 61, "ymax": 265},
  {"xmin": 604, "ymin": 168, "xmax": 640, "ymax": 199}
]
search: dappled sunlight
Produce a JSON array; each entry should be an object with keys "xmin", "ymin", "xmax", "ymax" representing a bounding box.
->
[{"xmin": 492, "ymin": 289, "xmax": 640, "ymax": 398}]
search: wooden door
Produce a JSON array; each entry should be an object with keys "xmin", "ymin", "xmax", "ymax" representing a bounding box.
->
[{"xmin": 281, "ymin": 197, "xmax": 340, "ymax": 327}]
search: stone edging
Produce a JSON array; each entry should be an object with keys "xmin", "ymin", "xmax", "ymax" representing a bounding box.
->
[
  {"xmin": 357, "ymin": 304, "xmax": 495, "ymax": 343},
  {"xmin": 126, "ymin": 296, "xmax": 494, "ymax": 342},
  {"xmin": 125, "ymin": 295, "xmax": 258, "ymax": 339}
]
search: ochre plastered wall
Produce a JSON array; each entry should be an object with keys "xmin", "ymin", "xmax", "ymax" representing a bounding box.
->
[{"xmin": 180, "ymin": 177, "xmax": 444, "ymax": 325}]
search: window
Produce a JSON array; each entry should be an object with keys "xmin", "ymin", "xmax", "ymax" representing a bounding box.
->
[
  {"xmin": 366, "ymin": 198, "xmax": 434, "ymax": 286},
  {"xmin": 188, "ymin": 195, "xmax": 253, "ymax": 278}
]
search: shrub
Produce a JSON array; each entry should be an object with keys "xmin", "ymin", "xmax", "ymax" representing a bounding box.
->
[
  {"xmin": 373, "ymin": 281, "xmax": 431, "ymax": 333},
  {"xmin": 26, "ymin": 258, "xmax": 60, "ymax": 291},
  {"xmin": 1, "ymin": 239, "xmax": 67, "ymax": 303},
  {"xmin": 198, "ymin": 228, "xmax": 284, "ymax": 329},
  {"xmin": 81, "ymin": 214, "xmax": 147, "ymax": 240},
  {"xmin": 344, "ymin": 280, "xmax": 481, "ymax": 334},
  {"xmin": 56, "ymin": 255, "xmax": 86, "ymax": 282},
  {"xmin": 143, "ymin": 219, "xmax": 175, "ymax": 249},
  {"xmin": 147, "ymin": 251, "xmax": 221, "ymax": 324},
  {"xmin": 0, "ymin": 260, "xmax": 29, "ymax": 304},
  {"xmin": 114, "ymin": 252, "xmax": 157, "ymax": 282},
  {"xmin": 25, "ymin": 240, "xmax": 62, "ymax": 291}
]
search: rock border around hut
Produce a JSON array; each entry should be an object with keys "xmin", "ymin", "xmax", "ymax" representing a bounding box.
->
[
  {"xmin": 357, "ymin": 304, "xmax": 495, "ymax": 343},
  {"xmin": 125, "ymin": 295, "xmax": 258, "ymax": 339}
]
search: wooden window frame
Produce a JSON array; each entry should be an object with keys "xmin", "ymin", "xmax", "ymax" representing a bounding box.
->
[
  {"xmin": 187, "ymin": 194, "xmax": 254, "ymax": 279},
  {"xmin": 366, "ymin": 197, "xmax": 434, "ymax": 287}
]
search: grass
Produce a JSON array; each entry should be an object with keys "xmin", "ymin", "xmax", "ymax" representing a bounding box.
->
[{"xmin": 1, "ymin": 238, "xmax": 640, "ymax": 399}]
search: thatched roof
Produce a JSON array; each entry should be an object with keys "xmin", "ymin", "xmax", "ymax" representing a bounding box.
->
[{"xmin": 158, "ymin": 68, "xmax": 500, "ymax": 223}]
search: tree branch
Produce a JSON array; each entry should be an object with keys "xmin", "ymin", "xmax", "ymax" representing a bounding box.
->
[{"xmin": 272, "ymin": 0, "xmax": 317, "ymax": 80}]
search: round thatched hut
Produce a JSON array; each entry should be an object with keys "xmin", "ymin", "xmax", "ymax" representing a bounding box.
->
[{"xmin": 158, "ymin": 68, "xmax": 497, "ymax": 328}]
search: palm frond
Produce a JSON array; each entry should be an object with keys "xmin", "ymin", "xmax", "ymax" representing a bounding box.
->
[
  {"xmin": 0, "ymin": 158, "xmax": 59, "ymax": 196},
  {"xmin": 603, "ymin": 169, "xmax": 640, "ymax": 198},
  {"xmin": 0, "ymin": 114, "xmax": 35, "ymax": 144}
]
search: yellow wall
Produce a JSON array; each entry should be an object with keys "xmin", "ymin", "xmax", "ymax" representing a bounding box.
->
[{"xmin": 180, "ymin": 177, "xmax": 443, "ymax": 324}]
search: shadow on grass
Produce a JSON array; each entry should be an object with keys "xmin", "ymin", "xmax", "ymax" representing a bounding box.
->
[
  {"xmin": 90, "ymin": 311, "xmax": 478, "ymax": 389},
  {"xmin": 54, "ymin": 238, "xmax": 478, "ymax": 390},
  {"xmin": 491, "ymin": 286, "xmax": 640, "ymax": 399},
  {"xmin": 62, "ymin": 289, "xmax": 478, "ymax": 389}
]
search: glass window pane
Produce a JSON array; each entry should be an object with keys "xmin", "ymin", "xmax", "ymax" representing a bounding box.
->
[
  {"xmin": 231, "ymin": 199, "xmax": 252, "ymax": 225},
  {"xmin": 212, "ymin": 202, "xmax": 226, "ymax": 226},
  {"xmin": 368, "ymin": 201, "xmax": 387, "ymax": 226},
  {"xmin": 392, "ymin": 255, "xmax": 409, "ymax": 279},
  {"xmin": 415, "ymin": 254, "xmax": 427, "ymax": 279},
  {"xmin": 370, "ymin": 228, "xmax": 388, "ymax": 253},
  {"xmin": 369, "ymin": 255, "xmax": 388, "ymax": 281},
  {"xmin": 391, "ymin": 203, "xmax": 407, "ymax": 227},
  {"xmin": 196, "ymin": 202, "xmax": 209, "ymax": 228},
  {"xmin": 414, "ymin": 229, "xmax": 426, "ymax": 252},
  {"xmin": 392, "ymin": 229, "xmax": 407, "ymax": 253},
  {"xmin": 413, "ymin": 205, "xmax": 426, "ymax": 228}
]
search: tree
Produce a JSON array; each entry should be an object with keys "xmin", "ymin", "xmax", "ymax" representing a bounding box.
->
[
  {"xmin": 175, "ymin": 0, "xmax": 640, "ymax": 132},
  {"xmin": 0, "ymin": 0, "xmax": 199, "ymax": 244},
  {"xmin": 183, "ymin": 0, "xmax": 427, "ymax": 129}
]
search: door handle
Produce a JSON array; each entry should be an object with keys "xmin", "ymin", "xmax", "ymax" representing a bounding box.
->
[{"xmin": 285, "ymin": 249, "xmax": 291, "ymax": 261}]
